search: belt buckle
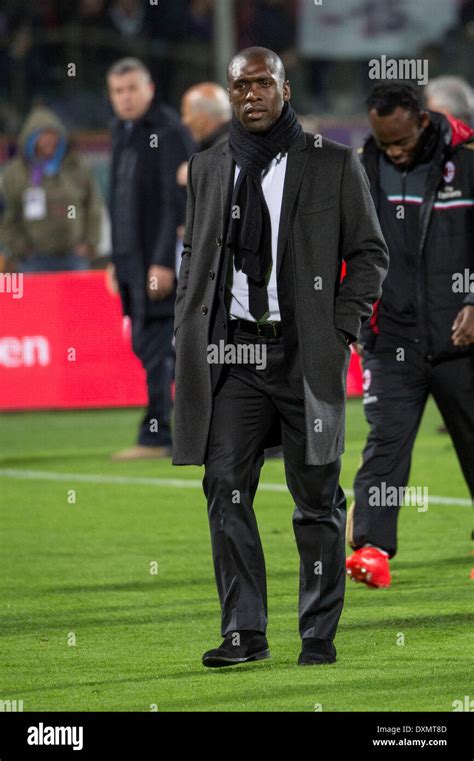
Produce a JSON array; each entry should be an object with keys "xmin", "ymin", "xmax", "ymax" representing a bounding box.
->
[
  {"xmin": 265, "ymin": 321, "xmax": 278, "ymax": 337},
  {"xmin": 255, "ymin": 322, "xmax": 277, "ymax": 338}
]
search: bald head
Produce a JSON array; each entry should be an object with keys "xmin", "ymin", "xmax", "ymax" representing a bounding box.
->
[
  {"xmin": 227, "ymin": 46, "xmax": 290, "ymax": 134},
  {"xmin": 228, "ymin": 47, "xmax": 286, "ymax": 88},
  {"xmin": 227, "ymin": 47, "xmax": 286, "ymax": 85},
  {"xmin": 181, "ymin": 82, "xmax": 231, "ymax": 143}
]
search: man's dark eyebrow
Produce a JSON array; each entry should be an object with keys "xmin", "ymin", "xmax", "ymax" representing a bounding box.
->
[
  {"xmin": 232, "ymin": 75, "xmax": 275, "ymax": 84},
  {"xmin": 378, "ymin": 135, "xmax": 411, "ymax": 146}
]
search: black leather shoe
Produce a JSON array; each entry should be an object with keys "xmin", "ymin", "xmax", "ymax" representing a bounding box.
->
[
  {"xmin": 298, "ymin": 638, "xmax": 336, "ymax": 665},
  {"xmin": 202, "ymin": 630, "xmax": 270, "ymax": 668}
]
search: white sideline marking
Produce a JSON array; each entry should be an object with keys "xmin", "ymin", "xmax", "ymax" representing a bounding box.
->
[{"xmin": 0, "ymin": 468, "xmax": 471, "ymax": 506}]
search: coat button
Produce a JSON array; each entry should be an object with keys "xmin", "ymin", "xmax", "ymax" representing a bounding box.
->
[
  {"xmin": 209, "ymin": 269, "xmax": 215, "ymax": 279},
  {"xmin": 216, "ymin": 236, "xmax": 222, "ymax": 246},
  {"xmin": 201, "ymin": 305, "xmax": 208, "ymax": 315}
]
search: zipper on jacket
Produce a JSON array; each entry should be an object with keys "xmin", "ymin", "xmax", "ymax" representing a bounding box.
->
[{"xmin": 417, "ymin": 177, "xmax": 433, "ymax": 356}]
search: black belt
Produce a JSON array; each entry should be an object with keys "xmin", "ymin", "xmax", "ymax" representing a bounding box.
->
[{"xmin": 229, "ymin": 318, "xmax": 282, "ymax": 339}]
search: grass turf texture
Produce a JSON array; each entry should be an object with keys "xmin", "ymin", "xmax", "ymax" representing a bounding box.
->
[{"xmin": 0, "ymin": 398, "xmax": 472, "ymax": 712}]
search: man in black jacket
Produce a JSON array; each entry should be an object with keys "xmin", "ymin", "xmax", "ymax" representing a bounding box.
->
[
  {"xmin": 347, "ymin": 83, "xmax": 474, "ymax": 588},
  {"xmin": 107, "ymin": 58, "xmax": 194, "ymax": 460}
]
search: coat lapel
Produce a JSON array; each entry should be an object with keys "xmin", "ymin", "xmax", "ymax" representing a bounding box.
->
[
  {"xmin": 277, "ymin": 131, "xmax": 310, "ymax": 277},
  {"xmin": 218, "ymin": 130, "xmax": 310, "ymax": 277}
]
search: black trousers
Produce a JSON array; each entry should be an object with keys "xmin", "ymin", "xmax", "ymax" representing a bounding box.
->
[
  {"xmin": 131, "ymin": 315, "xmax": 174, "ymax": 447},
  {"xmin": 352, "ymin": 347, "xmax": 474, "ymax": 558},
  {"xmin": 202, "ymin": 326, "xmax": 347, "ymax": 640}
]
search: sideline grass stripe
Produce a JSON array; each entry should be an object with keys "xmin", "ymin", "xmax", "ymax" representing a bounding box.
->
[{"xmin": 0, "ymin": 467, "xmax": 470, "ymax": 506}]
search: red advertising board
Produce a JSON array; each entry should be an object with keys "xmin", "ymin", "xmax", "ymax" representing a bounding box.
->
[
  {"xmin": 0, "ymin": 271, "xmax": 147, "ymax": 410},
  {"xmin": 0, "ymin": 271, "xmax": 362, "ymax": 410}
]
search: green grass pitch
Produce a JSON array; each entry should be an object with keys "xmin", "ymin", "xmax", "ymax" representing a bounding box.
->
[{"xmin": 0, "ymin": 398, "xmax": 472, "ymax": 712}]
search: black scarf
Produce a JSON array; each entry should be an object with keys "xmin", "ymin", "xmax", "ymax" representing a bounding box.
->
[{"xmin": 226, "ymin": 101, "xmax": 303, "ymax": 286}]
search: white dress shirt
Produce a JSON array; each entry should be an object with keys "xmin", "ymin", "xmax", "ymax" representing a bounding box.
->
[{"xmin": 229, "ymin": 152, "xmax": 288, "ymax": 322}]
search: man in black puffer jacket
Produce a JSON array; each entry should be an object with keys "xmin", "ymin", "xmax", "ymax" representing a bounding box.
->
[{"xmin": 347, "ymin": 83, "xmax": 474, "ymax": 588}]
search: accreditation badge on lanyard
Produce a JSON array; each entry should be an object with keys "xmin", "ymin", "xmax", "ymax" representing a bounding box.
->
[{"xmin": 23, "ymin": 186, "xmax": 47, "ymax": 221}]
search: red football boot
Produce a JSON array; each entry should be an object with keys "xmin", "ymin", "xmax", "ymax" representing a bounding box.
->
[{"xmin": 346, "ymin": 546, "xmax": 391, "ymax": 588}]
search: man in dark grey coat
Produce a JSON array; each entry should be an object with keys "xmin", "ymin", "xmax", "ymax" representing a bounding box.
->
[{"xmin": 173, "ymin": 47, "xmax": 388, "ymax": 667}]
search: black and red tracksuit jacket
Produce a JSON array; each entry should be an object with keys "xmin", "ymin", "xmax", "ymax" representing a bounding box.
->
[{"xmin": 359, "ymin": 111, "xmax": 474, "ymax": 362}]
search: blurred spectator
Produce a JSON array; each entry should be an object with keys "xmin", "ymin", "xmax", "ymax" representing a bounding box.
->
[
  {"xmin": 185, "ymin": 0, "xmax": 214, "ymax": 43},
  {"xmin": 236, "ymin": 1, "xmax": 304, "ymax": 109},
  {"xmin": 106, "ymin": 0, "xmax": 185, "ymax": 44},
  {"xmin": 176, "ymin": 82, "xmax": 231, "ymax": 269},
  {"xmin": 103, "ymin": 0, "xmax": 186, "ymax": 104},
  {"xmin": 177, "ymin": 81, "xmax": 230, "ymax": 189},
  {"xmin": 107, "ymin": 0, "xmax": 145, "ymax": 36},
  {"xmin": 238, "ymin": 0, "xmax": 296, "ymax": 57},
  {"xmin": 460, "ymin": 0, "xmax": 474, "ymax": 27},
  {"xmin": 237, "ymin": 0, "xmax": 298, "ymax": 80},
  {"xmin": 1, "ymin": 0, "xmax": 472, "ymax": 126},
  {"xmin": 68, "ymin": 0, "xmax": 111, "ymax": 91},
  {"xmin": 180, "ymin": 82, "xmax": 230, "ymax": 151},
  {"xmin": 0, "ymin": 1, "xmax": 62, "ymax": 107},
  {"xmin": 72, "ymin": 0, "xmax": 110, "ymax": 26},
  {"xmin": 425, "ymin": 76, "xmax": 474, "ymax": 125},
  {"xmin": 106, "ymin": 57, "xmax": 194, "ymax": 461},
  {"xmin": 435, "ymin": 0, "xmax": 474, "ymax": 87},
  {"xmin": 1, "ymin": 106, "xmax": 103, "ymax": 271}
]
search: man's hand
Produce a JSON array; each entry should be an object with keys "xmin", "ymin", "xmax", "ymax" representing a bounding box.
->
[
  {"xmin": 147, "ymin": 264, "xmax": 175, "ymax": 300},
  {"xmin": 452, "ymin": 305, "xmax": 474, "ymax": 346},
  {"xmin": 338, "ymin": 328, "xmax": 356, "ymax": 346},
  {"xmin": 105, "ymin": 262, "xmax": 119, "ymax": 295},
  {"xmin": 177, "ymin": 161, "xmax": 188, "ymax": 188}
]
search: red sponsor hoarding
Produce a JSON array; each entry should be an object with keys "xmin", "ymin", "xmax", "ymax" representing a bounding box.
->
[
  {"xmin": 0, "ymin": 271, "xmax": 147, "ymax": 410},
  {"xmin": 0, "ymin": 271, "xmax": 362, "ymax": 410}
]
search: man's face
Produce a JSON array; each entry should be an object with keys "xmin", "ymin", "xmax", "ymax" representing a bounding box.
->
[
  {"xmin": 368, "ymin": 106, "xmax": 430, "ymax": 169},
  {"xmin": 227, "ymin": 54, "xmax": 290, "ymax": 134},
  {"xmin": 117, "ymin": 0, "xmax": 139, "ymax": 12},
  {"xmin": 107, "ymin": 70, "xmax": 154, "ymax": 121},
  {"xmin": 35, "ymin": 129, "xmax": 60, "ymax": 159},
  {"xmin": 181, "ymin": 95, "xmax": 210, "ymax": 142},
  {"xmin": 80, "ymin": 0, "xmax": 106, "ymax": 15}
]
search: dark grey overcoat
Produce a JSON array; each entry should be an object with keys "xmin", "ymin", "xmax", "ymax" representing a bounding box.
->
[{"xmin": 172, "ymin": 131, "xmax": 388, "ymax": 466}]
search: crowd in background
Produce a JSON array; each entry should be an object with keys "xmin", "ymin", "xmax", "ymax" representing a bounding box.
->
[{"xmin": 0, "ymin": 0, "xmax": 473, "ymax": 131}]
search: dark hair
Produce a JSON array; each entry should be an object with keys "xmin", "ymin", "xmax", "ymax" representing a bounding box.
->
[{"xmin": 366, "ymin": 82, "xmax": 423, "ymax": 117}]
